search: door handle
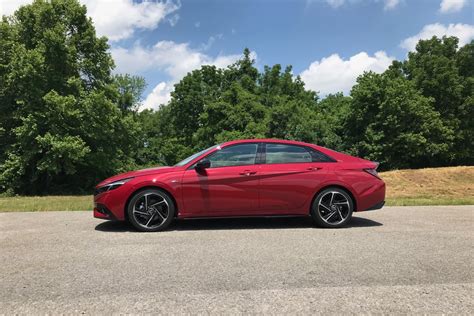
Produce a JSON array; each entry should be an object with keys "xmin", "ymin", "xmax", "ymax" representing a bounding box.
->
[
  {"xmin": 306, "ymin": 167, "xmax": 320, "ymax": 171},
  {"xmin": 239, "ymin": 170, "xmax": 257, "ymax": 176}
]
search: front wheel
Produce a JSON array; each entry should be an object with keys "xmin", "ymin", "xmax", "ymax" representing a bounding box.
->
[
  {"xmin": 311, "ymin": 187, "xmax": 354, "ymax": 228},
  {"xmin": 127, "ymin": 189, "xmax": 175, "ymax": 232}
]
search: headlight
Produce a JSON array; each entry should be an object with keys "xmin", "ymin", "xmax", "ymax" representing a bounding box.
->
[{"xmin": 94, "ymin": 177, "xmax": 134, "ymax": 195}]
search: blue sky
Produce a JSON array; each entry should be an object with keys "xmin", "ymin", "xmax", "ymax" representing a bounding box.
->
[
  {"xmin": 154, "ymin": 0, "xmax": 472, "ymax": 68},
  {"xmin": 1, "ymin": 0, "xmax": 473, "ymax": 109}
]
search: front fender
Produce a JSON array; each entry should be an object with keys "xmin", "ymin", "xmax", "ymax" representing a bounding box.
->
[{"xmin": 127, "ymin": 178, "xmax": 184, "ymax": 216}]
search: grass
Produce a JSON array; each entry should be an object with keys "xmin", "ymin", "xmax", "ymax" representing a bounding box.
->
[
  {"xmin": 0, "ymin": 195, "xmax": 92, "ymax": 212},
  {"xmin": 381, "ymin": 166, "xmax": 474, "ymax": 206},
  {"xmin": 0, "ymin": 166, "xmax": 472, "ymax": 212}
]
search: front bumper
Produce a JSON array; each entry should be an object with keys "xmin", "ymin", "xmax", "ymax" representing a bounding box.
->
[
  {"xmin": 93, "ymin": 185, "xmax": 132, "ymax": 221},
  {"xmin": 93, "ymin": 203, "xmax": 118, "ymax": 220}
]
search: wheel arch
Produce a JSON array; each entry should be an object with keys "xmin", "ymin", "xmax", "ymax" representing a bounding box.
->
[
  {"xmin": 124, "ymin": 185, "xmax": 179, "ymax": 222},
  {"xmin": 310, "ymin": 184, "xmax": 358, "ymax": 213}
]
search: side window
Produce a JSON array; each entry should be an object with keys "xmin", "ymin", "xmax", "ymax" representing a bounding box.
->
[
  {"xmin": 207, "ymin": 144, "xmax": 258, "ymax": 168},
  {"xmin": 265, "ymin": 144, "xmax": 312, "ymax": 163},
  {"xmin": 309, "ymin": 148, "xmax": 334, "ymax": 162}
]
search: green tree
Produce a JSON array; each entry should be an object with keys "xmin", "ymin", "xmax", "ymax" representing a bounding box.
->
[
  {"xmin": 316, "ymin": 93, "xmax": 351, "ymax": 151},
  {"xmin": 137, "ymin": 50, "xmax": 326, "ymax": 165},
  {"xmin": 196, "ymin": 81, "xmax": 268, "ymax": 147},
  {"xmin": 258, "ymin": 64, "xmax": 321, "ymax": 143},
  {"xmin": 2, "ymin": 6, "xmax": 471, "ymax": 196},
  {"xmin": 133, "ymin": 107, "xmax": 192, "ymax": 167},
  {"xmin": 401, "ymin": 36, "xmax": 473, "ymax": 164},
  {"xmin": 167, "ymin": 65, "xmax": 226, "ymax": 147},
  {"xmin": 454, "ymin": 41, "xmax": 474, "ymax": 164},
  {"xmin": 346, "ymin": 71, "xmax": 453, "ymax": 169},
  {"xmin": 0, "ymin": 0, "xmax": 140, "ymax": 194},
  {"xmin": 113, "ymin": 74, "xmax": 146, "ymax": 112}
]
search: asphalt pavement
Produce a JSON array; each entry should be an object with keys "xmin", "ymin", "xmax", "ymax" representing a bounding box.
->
[{"xmin": 1, "ymin": 206, "xmax": 473, "ymax": 314}]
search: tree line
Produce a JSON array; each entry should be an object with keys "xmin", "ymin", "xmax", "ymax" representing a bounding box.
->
[{"xmin": 0, "ymin": 0, "xmax": 472, "ymax": 195}]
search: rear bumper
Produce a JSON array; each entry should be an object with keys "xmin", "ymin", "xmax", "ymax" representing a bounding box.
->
[
  {"xmin": 355, "ymin": 180, "xmax": 386, "ymax": 211},
  {"xmin": 363, "ymin": 200, "xmax": 385, "ymax": 211}
]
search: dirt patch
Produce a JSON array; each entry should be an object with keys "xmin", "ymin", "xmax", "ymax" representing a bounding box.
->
[{"xmin": 380, "ymin": 166, "xmax": 474, "ymax": 199}]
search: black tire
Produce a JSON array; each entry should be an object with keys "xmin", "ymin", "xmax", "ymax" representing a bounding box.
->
[
  {"xmin": 127, "ymin": 188, "xmax": 175, "ymax": 232},
  {"xmin": 311, "ymin": 187, "xmax": 354, "ymax": 228}
]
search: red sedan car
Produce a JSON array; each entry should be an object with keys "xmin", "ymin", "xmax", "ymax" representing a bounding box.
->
[{"xmin": 94, "ymin": 139, "xmax": 385, "ymax": 231}]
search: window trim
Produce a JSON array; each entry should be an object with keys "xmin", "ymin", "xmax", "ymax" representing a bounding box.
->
[
  {"xmin": 188, "ymin": 142, "xmax": 263, "ymax": 170},
  {"xmin": 262, "ymin": 142, "xmax": 336, "ymax": 164}
]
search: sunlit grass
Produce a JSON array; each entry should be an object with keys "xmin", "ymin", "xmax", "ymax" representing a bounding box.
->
[
  {"xmin": 385, "ymin": 197, "xmax": 474, "ymax": 206},
  {"xmin": 0, "ymin": 195, "xmax": 92, "ymax": 212}
]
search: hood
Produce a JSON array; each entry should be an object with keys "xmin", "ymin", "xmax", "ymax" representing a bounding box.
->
[{"xmin": 97, "ymin": 166, "xmax": 179, "ymax": 187}]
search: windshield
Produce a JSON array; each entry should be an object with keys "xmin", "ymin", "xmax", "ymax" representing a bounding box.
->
[{"xmin": 174, "ymin": 145, "xmax": 219, "ymax": 167}]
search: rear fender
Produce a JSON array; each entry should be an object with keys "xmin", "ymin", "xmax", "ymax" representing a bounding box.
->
[{"xmin": 311, "ymin": 179, "xmax": 359, "ymax": 210}]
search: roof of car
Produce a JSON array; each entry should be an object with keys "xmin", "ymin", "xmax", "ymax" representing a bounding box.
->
[{"xmin": 221, "ymin": 138, "xmax": 316, "ymax": 147}]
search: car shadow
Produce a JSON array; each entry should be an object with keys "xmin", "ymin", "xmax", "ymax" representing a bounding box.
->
[
  {"xmin": 95, "ymin": 215, "xmax": 382, "ymax": 232},
  {"xmin": 95, "ymin": 220, "xmax": 136, "ymax": 232}
]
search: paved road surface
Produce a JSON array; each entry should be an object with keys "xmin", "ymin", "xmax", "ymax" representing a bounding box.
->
[{"xmin": 1, "ymin": 206, "xmax": 473, "ymax": 314}]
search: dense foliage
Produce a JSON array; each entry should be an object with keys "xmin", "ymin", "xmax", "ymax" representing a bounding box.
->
[
  {"xmin": 0, "ymin": 0, "xmax": 472, "ymax": 195},
  {"xmin": 0, "ymin": 0, "xmax": 140, "ymax": 194},
  {"xmin": 145, "ymin": 42, "xmax": 473, "ymax": 171}
]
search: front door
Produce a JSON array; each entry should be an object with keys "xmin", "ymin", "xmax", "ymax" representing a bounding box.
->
[{"xmin": 181, "ymin": 143, "xmax": 260, "ymax": 217}]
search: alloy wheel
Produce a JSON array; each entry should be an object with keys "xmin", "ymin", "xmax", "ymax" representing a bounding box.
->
[
  {"xmin": 132, "ymin": 192, "xmax": 170, "ymax": 229},
  {"xmin": 318, "ymin": 191, "xmax": 351, "ymax": 225}
]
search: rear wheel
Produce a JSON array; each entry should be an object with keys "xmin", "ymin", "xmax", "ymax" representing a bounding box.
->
[
  {"xmin": 127, "ymin": 189, "xmax": 175, "ymax": 232},
  {"xmin": 311, "ymin": 187, "xmax": 353, "ymax": 228}
]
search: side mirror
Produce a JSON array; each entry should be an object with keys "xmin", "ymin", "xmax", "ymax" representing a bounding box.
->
[{"xmin": 195, "ymin": 159, "xmax": 211, "ymax": 170}]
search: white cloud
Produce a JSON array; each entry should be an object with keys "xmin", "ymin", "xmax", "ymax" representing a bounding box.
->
[
  {"xmin": 300, "ymin": 51, "xmax": 393, "ymax": 95},
  {"xmin": 200, "ymin": 34, "xmax": 223, "ymax": 51},
  {"xmin": 142, "ymin": 82, "xmax": 174, "ymax": 109},
  {"xmin": 400, "ymin": 23, "xmax": 474, "ymax": 51},
  {"xmin": 316, "ymin": 0, "xmax": 400, "ymax": 9},
  {"xmin": 0, "ymin": 0, "xmax": 179, "ymax": 42},
  {"xmin": 112, "ymin": 41, "xmax": 242, "ymax": 79},
  {"xmin": 82, "ymin": 0, "xmax": 179, "ymax": 41},
  {"xmin": 384, "ymin": 0, "xmax": 400, "ymax": 10},
  {"xmin": 439, "ymin": 0, "xmax": 467, "ymax": 13},
  {"xmin": 0, "ymin": 0, "xmax": 31, "ymax": 16},
  {"xmin": 167, "ymin": 14, "xmax": 180, "ymax": 27},
  {"xmin": 112, "ymin": 41, "xmax": 245, "ymax": 110},
  {"xmin": 326, "ymin": 0, "xmax": 345, "ymax": 8}
]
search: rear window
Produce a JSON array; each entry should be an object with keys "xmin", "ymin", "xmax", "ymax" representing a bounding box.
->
[
  {"xmin": 309, "ymin": 148, "xmax": 335, "ymax": 162},
  {"xmin": 265, "ymin": 144, "xmax": 312, "ymax": 163},
  {"xmin": 265, "ymin": 143, "xmax": 335, "ymax": 164}
]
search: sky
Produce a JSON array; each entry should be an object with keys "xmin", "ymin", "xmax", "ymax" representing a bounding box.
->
[{"xmin": 1, "ymin": 0, "xmax": 473, "ymax": 110}]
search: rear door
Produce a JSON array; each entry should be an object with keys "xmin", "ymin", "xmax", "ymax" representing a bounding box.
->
[
  {"xmin": 181, "ymin": 143, "xmax": 261, "ymax": 217},
  {"xmin": 258, "ymin": 143, "xmax": 332, "ymax": 214}
]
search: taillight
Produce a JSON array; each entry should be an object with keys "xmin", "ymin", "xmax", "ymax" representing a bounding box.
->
[
  {"xmin": 364, "ymin": 161, "xmax": 380, "ymax": 179},
  {"xmin": 364, "ymin": 168, "xmax": 379, "ymax": 178}
]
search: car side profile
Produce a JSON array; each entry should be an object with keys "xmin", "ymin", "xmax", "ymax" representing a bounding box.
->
[{"xmin": 93, "ymin": 139, "xmax": 385, "ymax": 231}]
